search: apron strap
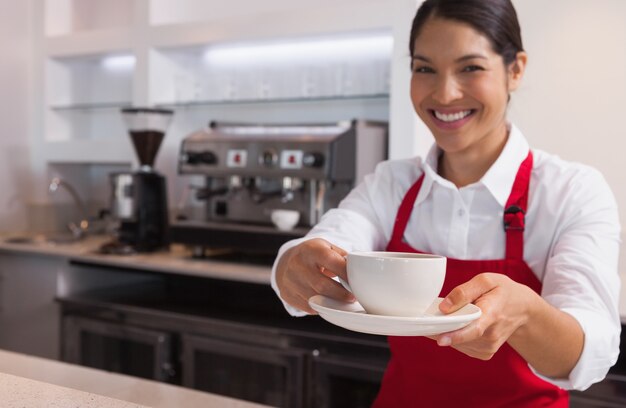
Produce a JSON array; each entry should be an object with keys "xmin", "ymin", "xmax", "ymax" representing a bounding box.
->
[
  {"xmin": 389, "ymin": 175, "xmax": 424, "ymax": 246},
  {"xmin": 503, "ymin": 151, "xmax": 533, "ymax": 260}
]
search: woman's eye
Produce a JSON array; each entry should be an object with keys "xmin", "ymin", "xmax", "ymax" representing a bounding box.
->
[
  {"xmin": 413, "ymin": 66, "xmax": 435, "ymax": 74},
  {"xmin": 462, "ymin": 65, "xmax": 484, "ymax": 73}
]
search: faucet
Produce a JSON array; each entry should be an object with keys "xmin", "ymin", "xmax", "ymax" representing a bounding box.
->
[{"xmin": 48, "ymin": 177, "xmax": 89, "ymax": 239}]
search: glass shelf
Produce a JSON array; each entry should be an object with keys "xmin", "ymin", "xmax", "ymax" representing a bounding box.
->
[
  {"xmin": 50, "ymin": 101, "xmax": 133, "ymax": 112},
  {"xmin": 42, "ymin": 140, "xmax": 134, "ymax": 164},
  {"xmin": 156, "ymin": 93, "xmax": 390, "ymax": 109}
]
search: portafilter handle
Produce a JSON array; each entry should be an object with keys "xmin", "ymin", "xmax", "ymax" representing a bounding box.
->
[{"xmin": 195, "ymin": 187, "xmax": 229, "ymax": 200}]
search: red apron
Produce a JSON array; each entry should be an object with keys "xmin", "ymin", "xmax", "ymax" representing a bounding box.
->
[{"xmin": 373, "ymin": 152, "xmax": 568, "ymax": 407}]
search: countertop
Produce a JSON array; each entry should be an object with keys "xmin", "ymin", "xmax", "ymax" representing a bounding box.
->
[
  {"xmin": 0, "ymin": 349, "xmax": 270, "ymax": 408},
  {"xmin": 0, "ymin": 234, "xmax": 272, "ymax": 285}
]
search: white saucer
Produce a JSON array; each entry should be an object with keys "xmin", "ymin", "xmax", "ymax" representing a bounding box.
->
[{"xmin": 309, "ymin": 295, "xmax": 481, "ymax": 336}]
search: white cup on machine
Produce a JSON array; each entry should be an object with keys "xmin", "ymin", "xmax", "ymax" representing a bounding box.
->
[
  {"xmin": 341, "ymin": 252, "xmax": 447, "ymax": 317},
  {"xmin": 270, "ymin": 209, "xmax": 300, "ymax": 231}
]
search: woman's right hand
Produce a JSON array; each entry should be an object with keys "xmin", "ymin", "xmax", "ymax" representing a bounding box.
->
[{"xmin": 275, "ymin": 238, "xmax": 355, "ymax": 314}]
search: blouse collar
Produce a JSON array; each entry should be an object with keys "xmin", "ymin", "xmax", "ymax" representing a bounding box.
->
[{"xmin": 416, "ymin": 123, "xmax": 531, "ymax": 207}]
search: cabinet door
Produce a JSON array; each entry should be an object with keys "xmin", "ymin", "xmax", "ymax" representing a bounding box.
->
[
  {"xmin": 0, "ymin": 254, "xmax": 60, "ymax": 359},
  {"xmin": 181, "ymin": 334, "xmax": 306, "ymax": 408},
  {"xmin": 62, "ymin": 316, "xmax": 175, "ymax": 382},
  {"xmin": 311, "ymin": 352, "xmax": 387, "ymax": 408}
]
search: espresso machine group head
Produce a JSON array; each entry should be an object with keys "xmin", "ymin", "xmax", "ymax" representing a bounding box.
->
[
  {"xmin": 170, "ymin": 120, "xmax": 388, "ymax": 255},
  {"xmin": 105, "ymin": 108, "xmax": 174, "ymax": 254}
]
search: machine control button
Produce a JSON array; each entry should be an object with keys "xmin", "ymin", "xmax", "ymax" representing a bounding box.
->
[
  {"xmin": 259, "ymin": 149, "xmax": 278, "ymax": 168},
  {"xmin": 199, "ymin": 151, "xmax": 218, "ymax": 165},
  {"xmin": 186, "ymin": 151, "xmax": 217, "ymax": 165},
  {"xmin": 227, "ymin": 149, "xmax": 247, "ymax": 168},
  {"xmin": 303, "ymin": 152, "xmax": 325, "ymax": 168},
  {"xmin": 185, "ymin": 152, "xmax": 200, "ymax": 165},
  {"xmin": 280, "ymin": 150, "xmax": 303, "ymax": 169}
]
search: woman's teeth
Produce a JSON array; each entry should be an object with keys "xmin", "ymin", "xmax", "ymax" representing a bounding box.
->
[{"xmin": 434, "ymin": 110, "xmax": 472, "ymax": 122}]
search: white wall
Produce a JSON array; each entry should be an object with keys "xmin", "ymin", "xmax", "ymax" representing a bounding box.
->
[
  {"xmin": 509, "ymin": 0, "xmax": 626, "ymax": 224},
  {"xmin": 0, "ymin": 1, "xmax": 33, "ymax": 232},
  {"xmin": 150, "ymin": 0, "xmax": 385, "ymax": 26}
]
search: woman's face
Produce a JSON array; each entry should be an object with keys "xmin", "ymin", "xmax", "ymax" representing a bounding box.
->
[{"xmin": 410, "ymin": 17, "xmax": 526, "ymax": 156}]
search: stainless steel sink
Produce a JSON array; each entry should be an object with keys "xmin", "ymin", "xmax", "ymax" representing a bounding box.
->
[
  {"xmin": 46, "ymin": 235, "xmax": 82, "ymax": 244},
  {"xmin": 3, "ymin": 234, "xmax": 81, "ymax": 245}
]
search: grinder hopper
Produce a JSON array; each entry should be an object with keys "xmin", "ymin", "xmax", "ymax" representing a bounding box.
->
[{"xmin": 121, "ymin": 107, "xmax": 174, "ymax": 169}]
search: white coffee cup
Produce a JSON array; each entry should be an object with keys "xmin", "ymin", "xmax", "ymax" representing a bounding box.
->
[
  {"xmin": 343, "ymin": 251, "xmax": 446, "ymax": 317},
  {"xmin": 270, "ymin": 209, "xmax": 300, "ymax": 231}
]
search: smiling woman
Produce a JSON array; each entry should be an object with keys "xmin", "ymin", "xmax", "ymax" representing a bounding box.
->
[
  {"xmin": 410, "ymin": 17, "xmax": 525, "ymax": 187},
  {"xmin": 271, "ymin": 0, "xmax": 621, "ymax": 407}
]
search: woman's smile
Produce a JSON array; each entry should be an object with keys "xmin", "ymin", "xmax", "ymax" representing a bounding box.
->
[{"xmin": 429, "ymin": 108, "xmax": 477, "ymax": 130}]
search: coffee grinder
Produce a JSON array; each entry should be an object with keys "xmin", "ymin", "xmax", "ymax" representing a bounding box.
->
[{"xmin": 105, "ymin": 108, "xmax": 174, "ymax": 253}]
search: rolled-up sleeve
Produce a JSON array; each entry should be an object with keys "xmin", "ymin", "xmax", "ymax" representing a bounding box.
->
[{"xmin": 534, "ymin": 169, "xmax": 621, "ymax": 390}]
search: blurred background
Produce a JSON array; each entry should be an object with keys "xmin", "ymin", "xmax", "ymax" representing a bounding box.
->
[{"xmin": 0, "ymin": 0, "xmax": 624, "ymax": 232}]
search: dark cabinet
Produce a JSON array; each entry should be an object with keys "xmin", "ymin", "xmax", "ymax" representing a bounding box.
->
[
  {"xmin": 62, "ymin": 316, "xmax": 176, "ymax": 382},
  {"xmin": 182, "ymin": 334, "xmax": 307, "ymax": 407},
  {"xmin": 569, "ymin": 374, "xmax": 626, "ymax": 407},
  {"xmin": 310, "ymin": 352, "xmax": 386, "ymax": 408},
  {"xmin": 0, "ymin": 254, "xmax": 61, "ymax": 360},
  {"xmin": 56, "ymin": 272, "xmax": 389, "ymax": 408},
  {"xmin": 569, "ymin": 325, "xmax": 626, "ymax": 407}
]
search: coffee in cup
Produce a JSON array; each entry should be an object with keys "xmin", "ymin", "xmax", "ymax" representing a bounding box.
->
[{"xmin": 344, "ymin": 251, "xmax": 446, "ymax": 317}]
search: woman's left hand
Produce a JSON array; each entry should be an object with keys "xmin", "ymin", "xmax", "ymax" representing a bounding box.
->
[{"xmin": 431, "ymin": 272, "xmax": 539, "ymax": 360}]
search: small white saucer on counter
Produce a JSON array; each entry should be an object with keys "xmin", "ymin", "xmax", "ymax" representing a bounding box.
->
[{"xmin": 309, "ymin": 295, "xmax": 481, "ymax": 336}]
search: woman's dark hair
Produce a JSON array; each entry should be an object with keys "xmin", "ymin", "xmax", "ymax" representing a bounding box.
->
[{"xmin": 409, "ymin": 0, "xmax": 524, "ymax": 65}]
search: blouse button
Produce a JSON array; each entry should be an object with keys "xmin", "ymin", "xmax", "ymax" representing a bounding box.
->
[{"xmin": 457, "ymin": 208, "xmax": 465, "ymax": 217}]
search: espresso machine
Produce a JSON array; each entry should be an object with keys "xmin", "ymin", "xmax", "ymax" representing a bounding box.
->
[
  {"xmin": 169, "ymin": 120, "xmax": 388, "ymax": 256},
  {"xmin": 103, "ymin": 108, "xmax": 174, "ymax": 254}
]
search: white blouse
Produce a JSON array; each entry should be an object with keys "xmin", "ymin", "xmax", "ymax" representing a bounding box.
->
[{"xmin": 271, "ymin": 124, "xmax": 621, "ymax": 391}]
